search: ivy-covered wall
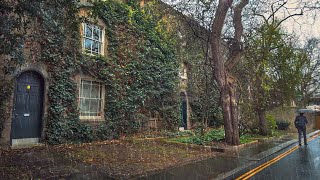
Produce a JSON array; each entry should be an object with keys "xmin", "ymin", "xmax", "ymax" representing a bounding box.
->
[
  {"xmin": 166, "ymin": 13, "xmax": 223, "ymax": 128},
  {"xmin": 87, "ymin": 0, "xmax": 180, "ymax": 136},
  {"xmin": 0, "ymin": 0, "xmax": 180, "ymax": 144},
  {"xmin": 1, "ymin": 0, "xmax": 224, "ymax": 145}
]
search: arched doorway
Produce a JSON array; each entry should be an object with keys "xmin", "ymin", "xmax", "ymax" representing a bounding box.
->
[
  {"xmin": 11, "ymin": 71, "xmax": 44, "ymax": 140},
  {"xmin": 180, "ymin": 92, "xmax": 188, "ymax": 129}
]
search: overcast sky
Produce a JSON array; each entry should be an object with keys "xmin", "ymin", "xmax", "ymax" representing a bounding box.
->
[
  {"xmin": 162, "ymin": 0, "xmax": 320, "ymax": 43},
  {"xmin": 277, "ymin": 0, "xmax": 320, "ymax": 43}
]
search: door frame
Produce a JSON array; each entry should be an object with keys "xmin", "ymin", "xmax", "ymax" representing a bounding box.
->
[{"xmin": 10, "ymin": 70, "xmax": 46, "ymax": 145}]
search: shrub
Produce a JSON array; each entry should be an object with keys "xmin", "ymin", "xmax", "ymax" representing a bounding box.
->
[
  {"xmin": 266, "ymin": 115, "xmax": 277, "ymax": 135},
  {"xmin": 174, "ymin": 128, "xmax": 225, "ymax": 145},
  {"xmin": 240, "ymin": 134, "xmax": 253, "ymax": 144},
  {"xmin": 276, "ymin": 120, "xmax": 290, "ymax": 130},
  {"xmin": 95, "ymin": 124, "xmax": 114, "ymax": 140}
]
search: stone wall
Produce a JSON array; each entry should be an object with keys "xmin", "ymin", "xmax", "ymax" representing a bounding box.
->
[{"xmin": 268, "ymin": 106, "xmax": 318, "ymax": 133}]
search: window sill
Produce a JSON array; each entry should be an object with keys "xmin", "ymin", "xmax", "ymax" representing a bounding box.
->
[
  {"xmin": 82, "ymin": 51, "xmax": 104, "ymax": 57},
  {"xmin": 79, "ymin": 117, "xmax": 104, "ymax": 122}
]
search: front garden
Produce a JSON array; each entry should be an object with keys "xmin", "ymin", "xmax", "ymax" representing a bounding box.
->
[
  {"xmin": 0, "ymin": 138, "xmax": 216, "ymax": 179},
  {"xmin": 127, "ymin": 116, "xmax": 292, "ymax": 151},
  {"xmin": 165, "ymin": 128, "xmax": 290, "ymax": 147}
]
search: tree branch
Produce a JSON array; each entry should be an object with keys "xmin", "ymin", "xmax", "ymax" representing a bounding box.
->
[
  {"xmin": 225, "ymin": 0, "xmax": 248, "ymax": 70},
  {"xmin": 275, "ymin": 11, "xmax": 303, "ymax": 28}
]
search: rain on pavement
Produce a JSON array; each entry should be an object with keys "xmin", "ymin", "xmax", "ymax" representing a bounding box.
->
[
  {"xmin": 142, "ymin": 134, "xmax": 299, "ymax": 179},
  {"xmin": 237, "ymin": 134, "xmax": 320, "ymax": 180},
  {"xmin": 0, "ymin": 133, "xmax": 318, "ymax": 179}
]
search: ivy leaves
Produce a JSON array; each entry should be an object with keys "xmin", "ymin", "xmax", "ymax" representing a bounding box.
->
[
  {"xmin": 1, "ymin": 0, "xmax": 180, "ymax": 144},
  {"xmin": 91, "ymin": 0, "xmax": 180, "ymax": 133}
]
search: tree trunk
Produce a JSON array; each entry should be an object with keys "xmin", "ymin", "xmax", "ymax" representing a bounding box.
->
[
  {"xmin": 220, "ymin": 79, "xmax": 240, "ymax": 145},
  {"xmin": 257, "ymin": 109, "xmax": 267, "ymax": 135},
  {"xmin": 211, "ymin": 0, "xmax": 248, "ymax": 145}
]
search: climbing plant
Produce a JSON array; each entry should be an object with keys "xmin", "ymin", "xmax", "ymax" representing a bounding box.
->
[
  {"xmin": 87, "ymin": 0, "xmax": 180, "ymax": 135},
  {"xmin": 0, "ymin": 0, "xmax": 179, "ymax": 143},
  {"xmin": 0, "ymin": 0, "xmax": 27, "ymax": 136}
]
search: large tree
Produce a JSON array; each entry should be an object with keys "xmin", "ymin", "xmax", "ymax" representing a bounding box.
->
[
  {"xmin": 163, "ymin": 0, "xmax": 249, "ymax": 145},
  {"xmin": 211, "ymin": 0, "xmax": 249, "ymax": 145}
]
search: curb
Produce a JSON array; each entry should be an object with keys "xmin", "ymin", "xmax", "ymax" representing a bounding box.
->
[
  {"xmin": 160, "ymin": 139, "xmax": 261, "ymax": 153},
  {"xmin": 215, "ymin": 130, "xmax": 320, "ymax": 180}
]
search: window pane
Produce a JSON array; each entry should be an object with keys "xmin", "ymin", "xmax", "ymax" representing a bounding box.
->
[
  {"xmin": 91, "ymin": 84, "xmax": 100, "ymax": 98},
  {"xmin": 89, "ymin": 99, "xmax": 99, "ymax": 112},
  {"xmin": 93, "ymin": 27, "xmax": 100, "ymax": 40},
  {"xmin": 85, "ymin": 24, "xmax": 92, "ymax": 38},
  {"xmin": 80, "ymin": 98, "xmax": 90, "ymax": 112},
  {"xmin": 84, "ymin": 39, "xmax": 92, "ymax": 51},
  {"xmin": 81, "ymin": 81, "xmax": 91, "ymax": 98},
  {"xmin": 92, "ymin": 41, "xmax": 100, "ymax": 54}
]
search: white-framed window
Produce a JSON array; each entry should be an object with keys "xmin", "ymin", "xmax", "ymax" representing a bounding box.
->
[
  {"xmin": 180, "ymin": 66, "xmax": 187, "ymax": 80},
  {"xmin": 83, "ymin": 23, "xmax": 104, "ymax": 55},
  {"xmin": 79, "ymin": 79, "xmax": 104, "ymax": 120}
]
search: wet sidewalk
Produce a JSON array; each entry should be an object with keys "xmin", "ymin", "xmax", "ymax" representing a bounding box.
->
[
  {"xmin": 1, "ymin": 131, "xmax": 319, "ymax": 179},
  {"xmin": 143, "ymin": 131, "xmax": 320, "ymax": 180}
]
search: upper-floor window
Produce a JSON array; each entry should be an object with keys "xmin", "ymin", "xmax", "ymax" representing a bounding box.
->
[{"xmin": 83, "ymin": 23, "xmax": 103, "ymax": 55}]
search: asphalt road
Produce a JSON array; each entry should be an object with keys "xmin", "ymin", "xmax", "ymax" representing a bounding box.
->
[{"xmin": 236, "ymin": 135, "xmax": 320, "ymax": 180}]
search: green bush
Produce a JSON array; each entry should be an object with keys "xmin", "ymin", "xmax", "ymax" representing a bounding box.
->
[
  {"xmin": 204, "ymin": 129, "xmax": 225, "ymax": 142},
  {"xmin": 276, "ymin": 120, "xmax": 290, "ymax": 130},
  {"xmin": 174, "ymin": 128, "xmax": 225, "ymax": 145},
  {"xmin": 266, "ymin": 115, "xmax": 276, "ymax": 135},
  {"xmin": 240, "ymin": 134, "xmax": 253, "ymax": 144}
]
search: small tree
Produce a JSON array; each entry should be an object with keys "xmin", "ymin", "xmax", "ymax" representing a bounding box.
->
[
  {"xmin": 296, "ymin": 38, "xmax": 320, "ymax": 107},
  {"xmin": 242, "ymin": 22, "xmax": 305, "ymax": 135}
]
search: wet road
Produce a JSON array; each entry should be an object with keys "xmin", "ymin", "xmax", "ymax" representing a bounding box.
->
[
  {"xmin": 236, "ymin": 135, "xmax": 320, "ymax": 180},
  {"xmin": 142, "ymin": 135, "xmax": 297, "ymax": 180}
]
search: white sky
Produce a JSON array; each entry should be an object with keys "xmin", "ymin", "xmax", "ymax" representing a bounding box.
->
[
  {"xmin": 277, "ymin": 0, "xmax": 320, "ymax": 43},
  {"xmin": 162, "ymin": 0, "xmax": 320, "ymax": 43}
]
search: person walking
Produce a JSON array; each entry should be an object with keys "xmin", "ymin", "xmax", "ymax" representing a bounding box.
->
[{"xmin": 294, "ymin": 112, "xmax": 308, "ymax": 146}]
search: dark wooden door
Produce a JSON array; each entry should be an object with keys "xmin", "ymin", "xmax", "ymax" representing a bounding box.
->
[
  {"xmin": 12, "ymin": 71, "xmax": 44, "ymax": 139},
  {"xmin": 181, "ymin": 94, "xmax": 187, "ymax": 129}
]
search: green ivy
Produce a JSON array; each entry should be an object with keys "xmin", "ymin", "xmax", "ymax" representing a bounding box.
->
[
  {"xmin": 0, "ymin": 0, "xmax": 28, "ymax": 137},
  {"xmin": 0, "ymin": 0, "xmax": 179, "ymax": 143},
  {"xmin": 88, "ymin": 0, "xmax": 180, "ymax": 136}
]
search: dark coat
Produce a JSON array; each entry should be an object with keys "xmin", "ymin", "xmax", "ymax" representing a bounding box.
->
[{"xmin": 294, "ymin": 114, "xmax": 308, "ymax": 128}]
